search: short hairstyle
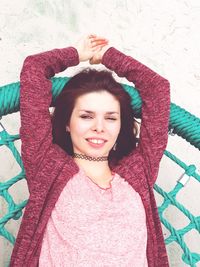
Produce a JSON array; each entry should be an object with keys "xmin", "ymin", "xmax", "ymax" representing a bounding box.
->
[{"xmin": 52, "ymin": 68, "xmax": 138, "ymax": 165}]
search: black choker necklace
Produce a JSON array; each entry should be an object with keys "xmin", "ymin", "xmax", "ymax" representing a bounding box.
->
[{"xmin": 72, "ymin": 153, "xmax": 108, "ymax": 162}]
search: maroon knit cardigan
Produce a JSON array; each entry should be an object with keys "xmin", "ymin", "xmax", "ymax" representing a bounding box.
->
[{"xmin": 9, "ymin": 46, "xmax": 170, "ymax": 266}]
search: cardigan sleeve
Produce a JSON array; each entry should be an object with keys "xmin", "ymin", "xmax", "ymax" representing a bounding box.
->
[
  {"xmin": 19, "ymin": 47, "xmax": 79, "ymax": 188},
  {"xmin": 102, "ymin": 47, "xmax": 170, "ymax": 187}
]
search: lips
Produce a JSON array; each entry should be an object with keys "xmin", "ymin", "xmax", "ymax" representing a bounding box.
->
[
  {"xmin": 86, "ymin": 138, "xmax": 107, "ymax": 148},
  {"xmin": 86, "ymin": 138, "xmax": 107, "ymax": 144}
]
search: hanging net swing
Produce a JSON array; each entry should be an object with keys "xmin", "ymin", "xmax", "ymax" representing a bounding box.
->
[{"xmin": 0, "ymin": 77, "xmax": 200, "ymax": 266}]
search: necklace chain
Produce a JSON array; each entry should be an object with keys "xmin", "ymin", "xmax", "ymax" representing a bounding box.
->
[{"xmin": 72, "ymin": 153, "xmax": 108, "ymax": 162}]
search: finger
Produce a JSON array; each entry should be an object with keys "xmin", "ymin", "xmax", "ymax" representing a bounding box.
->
[
  {"xmin": 89, "ymin": 58, "xmax": 100, "ymax": 65},
  {"xmin": 92, "ymin": 43, "xmax": 108, "ymax": 52},
  {"xmin": 90, "ymin": 40, "xmax": 108, "ymax": 48},
  {"xmin": 90, "ymin": 34, "xmax": 107, "ymax": 39},
  {"xmin": 89, "ymin": 35, "xmax": 108, "ymax": 41},
  {"xmin": 90, "ymin": 37, "xmax": 108, "ymax": 43},
  {"xmin": 90, "ymin": 58, "xmax": 101, "ymax": 65},
  {"xmin": 88, "ymin": 34, "xmax": 97, "ymax": 38}
]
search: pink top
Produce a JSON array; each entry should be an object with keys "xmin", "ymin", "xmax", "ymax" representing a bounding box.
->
[{"xmin": 39, "ymin": 168, "xmax": 148, "ymax": 266}]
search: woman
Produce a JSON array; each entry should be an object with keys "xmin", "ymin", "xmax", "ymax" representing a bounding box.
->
[{"xmin": 10, "ymin": 35, "xmax": 170, "ymax": 266}]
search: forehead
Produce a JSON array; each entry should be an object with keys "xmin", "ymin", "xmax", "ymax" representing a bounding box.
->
[{"xmin": 74, "ymin": 91, "xmax": 120, "ymax": 112}]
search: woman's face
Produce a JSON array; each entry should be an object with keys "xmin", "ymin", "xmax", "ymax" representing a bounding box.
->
[{"xmin": 66, "ymin": 91, "xmax": 121, "ymax": 158}]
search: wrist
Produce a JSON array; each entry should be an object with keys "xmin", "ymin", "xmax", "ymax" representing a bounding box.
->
[
  {"xmin": 75, "ymin": 47, "xmax": 83, "ymax": 62},
  {"xmin": 101, "ymin": 46, "xmax": 114, "ymax": 64}
]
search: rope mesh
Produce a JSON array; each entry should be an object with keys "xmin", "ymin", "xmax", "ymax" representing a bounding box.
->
[{"xmin": 0, "ymin": 78, "xmax": 200, "ymax": 266}]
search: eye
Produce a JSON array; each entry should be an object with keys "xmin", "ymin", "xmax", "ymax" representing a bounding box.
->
[
  {"xmin": 106, "ymin": 117, "xmax": 117, "ymax": 121},
  {"xmin": 80, "ymin": 114, "xmax": 93, "ymax": 119}
]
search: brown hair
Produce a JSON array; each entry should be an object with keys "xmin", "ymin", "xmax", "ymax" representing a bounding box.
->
[{"xmin": 52, "ymin": 68, "xmax": 138, "ymax": 165}]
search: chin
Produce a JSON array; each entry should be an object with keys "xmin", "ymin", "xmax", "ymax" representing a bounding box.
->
[{"xmin": 75, "ymin": 143, "xmax": 111, "ymax": 158}]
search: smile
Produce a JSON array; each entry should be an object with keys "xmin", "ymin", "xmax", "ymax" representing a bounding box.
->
[
  {"xmin": 86, "ymin": 138, "xmax": 107, "ymax": 144},
  {"xmin": 86, "ymin": 138, "xmax": 107, "ymax": 148}
]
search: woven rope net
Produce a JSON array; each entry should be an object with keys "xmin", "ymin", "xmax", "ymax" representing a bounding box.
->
[{"xmin": 0, "ymin": 77, "xmax": 200, "ymax": 266}]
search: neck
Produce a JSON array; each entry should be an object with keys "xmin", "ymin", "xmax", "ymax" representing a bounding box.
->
[
  {"xmin": 73, "ymin": 156, "xmax": 112, "ymax": 180},
  {"xmin": 73, "ymin": 153, "xmax": 108, "ymax": 162}
]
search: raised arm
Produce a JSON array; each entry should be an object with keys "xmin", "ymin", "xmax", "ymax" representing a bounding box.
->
[
  {"xmin": 101, "ymin": 47, "xmax": 170, "ymax": 187},
  {"xmin": 20, "ymin": 35, "xmax": 109, "ymax": 189},
  {"xmin": 20, "ymin": 47, "xmax": 79, "ymax": 188}
]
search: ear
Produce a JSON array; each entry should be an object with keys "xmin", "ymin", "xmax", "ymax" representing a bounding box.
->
[{"xmin": 66, "ymin": 125, "xmax": 70, "ymax": 132}]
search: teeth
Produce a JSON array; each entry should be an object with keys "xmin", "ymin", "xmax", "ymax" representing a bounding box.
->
[{"xmin": 88, "ymin": 139, "xmax": 105, "ymax": 144}]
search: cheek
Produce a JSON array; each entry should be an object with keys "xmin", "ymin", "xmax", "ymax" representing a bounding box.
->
[
  {"xmin": 108, "ymin": 123, "xmax": 121, "ymax": 138},
  {"xmin": 70, "ymin": 121, "xmax": 90, "ymax": 136}
]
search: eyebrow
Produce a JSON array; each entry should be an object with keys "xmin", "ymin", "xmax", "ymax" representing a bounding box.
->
[{"xmin": 79, "ymin": 110, "xmax": 119, "ymax": 115}]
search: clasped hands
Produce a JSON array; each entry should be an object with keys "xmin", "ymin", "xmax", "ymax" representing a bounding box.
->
[{"xmin": 74, "ymin": 34, "xmax": 110, "ymax": 64}]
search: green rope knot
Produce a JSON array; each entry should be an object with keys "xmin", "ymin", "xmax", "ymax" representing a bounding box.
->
[
  {"xmin": 0, "ymin": 137, "xmax": 8, "ymax": 146},
  {"xmin": 185, "ymin": 165, "xmax": 196, "ymax": 177},
  {"xmin": 12, "ymin": 209, "xmax": 22, "ymax": 220},
  {"xmin": 182, "ymin": 252, "xmax": 200, "ymax": 266},
  {"xmin": 178, "ymin": 165, "xmax": 196, "ymax": 186},
  {"xmin": 0, "ymin": 135, "xmax": 19, "ymax": 145}
]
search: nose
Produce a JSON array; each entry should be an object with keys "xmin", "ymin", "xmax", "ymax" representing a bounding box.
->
[{"xmin": 92, "ymin": 118, "xmax": 105, "ymax": 133}]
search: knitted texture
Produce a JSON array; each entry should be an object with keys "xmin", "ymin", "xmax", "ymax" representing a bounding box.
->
[{"xmin": 9, "ymin": 46, "xmax": 170, "ymax": 267}]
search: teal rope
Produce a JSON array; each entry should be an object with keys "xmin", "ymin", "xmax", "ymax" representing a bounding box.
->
[
  {"xmin": 169, "ymin": 103, "xmax": 200, "ymax": 149},
  {"xmin": 0, "ymin": 78, "xmax": 200, "ymax": 266},
  {"xmin": 153, "ymin": 149, "xmax": 200, "ymax": 266},
  {"xmin": 0, "ymin": 77, "xmax": 200, "ymax": 150},
  {"xmin": 164, "ymin": 150, "xmax": 200, "ymax": 182}
]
